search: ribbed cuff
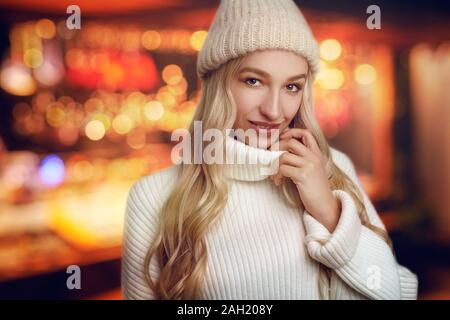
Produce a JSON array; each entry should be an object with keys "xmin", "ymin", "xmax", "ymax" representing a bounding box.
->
[
  {"xmin": 398, "ymin": 265, "xmax": 419, "ymax": 300},
  {"xmin": 303, "ymin": 190, "xmax": 362, "ymax": 269}
]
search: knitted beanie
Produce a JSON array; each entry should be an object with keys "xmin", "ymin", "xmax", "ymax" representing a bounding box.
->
[{"xmin": 196, "ymin": 0, "xmax": 320, "ymax": 81}]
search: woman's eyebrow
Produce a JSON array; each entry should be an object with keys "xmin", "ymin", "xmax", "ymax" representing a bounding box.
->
[{"xmin": 238, "ymin": 67, "xmax": 306, "ymax": 81}]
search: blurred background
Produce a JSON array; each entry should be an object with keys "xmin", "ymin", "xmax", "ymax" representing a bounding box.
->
[{"xmin": 0, "ymin": 0, "xmax": 449, "ymax": 300}]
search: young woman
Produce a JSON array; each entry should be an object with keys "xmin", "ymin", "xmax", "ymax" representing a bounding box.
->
[{"xmin": 121, "ymin": 0, "xmax": 418, "ymax": 300}]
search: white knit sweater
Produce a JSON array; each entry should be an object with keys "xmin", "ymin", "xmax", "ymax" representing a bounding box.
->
[{"xmin": 121, "ymin": 135, "xmax": 418, "ymax": 300}]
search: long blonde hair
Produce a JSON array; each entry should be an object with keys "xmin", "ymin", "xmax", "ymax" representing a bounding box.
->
[{"xmin": 144, "ymin": 53, "xmax": 393, "ymax": 299}]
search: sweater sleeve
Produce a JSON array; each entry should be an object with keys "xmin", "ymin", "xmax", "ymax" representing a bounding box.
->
[
  {"xmin": 121, "ymin": 177, "xmax": 161, "ymax": 300},
  {"xmin": 302, "ymin": 152, "xmax": 418, "ymax": 300}
]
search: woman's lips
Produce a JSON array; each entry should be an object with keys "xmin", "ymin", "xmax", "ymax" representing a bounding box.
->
[{"xmin": 247, "ymin": 120, "xmax": 282, "ymax": 135}]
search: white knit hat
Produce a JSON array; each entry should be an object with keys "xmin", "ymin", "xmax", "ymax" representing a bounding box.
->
[{"xmin": 197, "ymin": 0, "xmax": 320, "ymax": 81}]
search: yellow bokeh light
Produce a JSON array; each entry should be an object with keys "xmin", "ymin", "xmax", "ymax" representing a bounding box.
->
[
  {"xmin": 318, "ymin": 68, "xmax": 345, "ymax": 90},
  {"xmin": 85, "ymin": 120, "xmax": 106, "ymax": 141},
  {"xmin": 354, "ymin": 64, "xmax": 377, "ymax": 85},
  {"xmin": 112, "ymin": 114, "xmax": 133, "ymax": 135},
  {"xmin": 190, "ymin": 30, "xmax": 208, "ymax": 51},
  {"xmin": 144, "ymin": 101, "xmax": 164, "ymax": 121},
  {"xmin": 24, "ymin": 48, "xmax": 43, "ymax": 68},
  {"xmin": 0, "ymin": 64, "xmax": 36, "ymax": 96},
  {"xmin": 142, "ymin": 30, "xmax": 161, "ymax": 50},
  {"xmin": 35, "ymin": 19, "xmax": 56, "ymax": 39},
  {"xmin": 126, "ymin": 91, "xmax": 146, "ymax": 105},
  {"xmin": 156, "ymin": 91, "xmax": 177, "ymax": 109},
  {"xmin": 162, "ymin": 64, "xmax": 183, "ymax": 85},
  {"xmin": 158, "ymin": 85, "xmax": 178, "ymax": 97},
  {"xmin": 92, "ymin": 113, "xmax": 111, "ymax": 130},
  {"xmin": 170, "ymin": 77, "xmax": 188, "ymax": 95},
  {"xmin": 320, "ymin": 39, "xmax": 342, "ymax": 61},
  {"xmin": 46, "ymin": 104, "xmax": 66, "ymax": 127}
]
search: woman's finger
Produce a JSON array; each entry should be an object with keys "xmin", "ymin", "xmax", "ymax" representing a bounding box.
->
[
  {"xmin": 280, "ymin": 128, "xmax": 321, "ymax": 156},
  {"xmin": 271, "ymin": 152, "xmax": 306, "ymax": 185},
  {"xmin": 279, "ymin": 151, "xmax": 307, "ymax": 168},
  {"xmin": 276, "ymin": 138, "xmax": 312, "ymax": 158},
  {"xmin": 278, "ymin": 164, "xmax": 301, "ymax": 182}
]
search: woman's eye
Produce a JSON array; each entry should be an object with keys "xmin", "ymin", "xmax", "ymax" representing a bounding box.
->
[
  {"xmin": 244, "ymin": 78, "xmax": 261, "ymax": 86},
  {"xmin": 286, "ymin": 84, "xmax": 302, "ymax": 92}
]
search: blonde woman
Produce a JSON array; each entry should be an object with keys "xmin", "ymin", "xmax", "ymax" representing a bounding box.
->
[{"xmin": 121, "ymin": 0, "xmax": 418, "ymax": 300}]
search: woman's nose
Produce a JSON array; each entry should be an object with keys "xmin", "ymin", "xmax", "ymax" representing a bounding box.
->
[{"xmin": 260, "ymin": 90, "xmax": 282, "ymax": 120}]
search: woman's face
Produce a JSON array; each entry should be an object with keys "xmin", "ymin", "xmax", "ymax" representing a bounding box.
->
[{"xmin": 230, "ymin": 49, "xmax": 309, "ymax": 149}]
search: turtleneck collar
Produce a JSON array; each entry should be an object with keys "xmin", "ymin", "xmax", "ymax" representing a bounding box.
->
[{"xmin": 224, "ymin": 134, "xmax": 286, "ymax": 182}]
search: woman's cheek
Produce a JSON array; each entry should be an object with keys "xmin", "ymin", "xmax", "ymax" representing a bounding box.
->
[
  {"xmin": 288, "ymin": 105, "xmax": 300, "ymax": 119},
  {"xmin": 236, "ymin": 93, "xmax": 262, "ymax": 113},
  {"xmin": 285, "ymin": 96, "xmax": 303, "ymax": 118}
]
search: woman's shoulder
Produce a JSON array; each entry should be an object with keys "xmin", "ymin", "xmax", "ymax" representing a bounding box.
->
[
  {"xmin": 131, "ymin": 164, "xmax": 180, "ymax": 194},
  {"xmin": 125, "ymin": 164, "xmax": 180, "ymax": 221}
]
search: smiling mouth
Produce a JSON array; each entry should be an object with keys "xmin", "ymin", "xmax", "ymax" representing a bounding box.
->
[{"xmin": 248, "ymin": 120, "xmax": 282, "ymax": 129}]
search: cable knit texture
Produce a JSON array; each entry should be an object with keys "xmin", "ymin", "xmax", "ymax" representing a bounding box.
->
[
  {"xmin": 196, "ymin": 0, "xmax": 320, "ymax": 80},
  {"xmin": 121, "ymin": 135, "xmax": 418, "ymax": 300}
]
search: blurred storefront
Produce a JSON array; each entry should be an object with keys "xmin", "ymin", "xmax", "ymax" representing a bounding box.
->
[{"xmin": 0, "ymin": 0, "xmax": 449, "ymax": 299}]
